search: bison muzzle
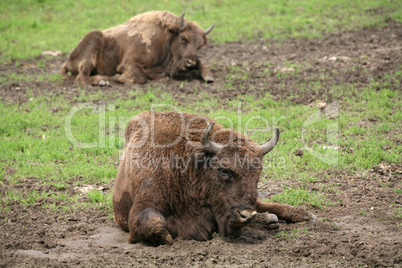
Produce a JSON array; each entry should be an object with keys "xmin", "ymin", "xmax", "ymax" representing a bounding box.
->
[
  {"xmin": 61, "ymin": 11, "xmax": 215, "ymax": 85},
  {"xmin": 113, "ymin": 111, "xmax": 316, "ymax": 245}
]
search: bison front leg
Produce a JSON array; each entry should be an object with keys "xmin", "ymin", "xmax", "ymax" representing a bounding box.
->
[
  {"xmin": 114, "ymin": 60, "xmax": 148, "ymax": 84},
  {"xmin": 256, "ymin": 200, "xmax": 317, "ymax": 223},
  {"xmin": 196, "ymin": 59, "xmax": 214, "ymax": 83},
  {"xmin": 128, "ymin": 206, "xmax": 173, "ymax": 246}
]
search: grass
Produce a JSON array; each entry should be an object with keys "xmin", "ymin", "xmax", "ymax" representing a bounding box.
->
[
  {"xmin": 0, "ymin": 1, "xmax": 401, "ymax": 216},
  {"xmin": 276, "ymin": 227, "xmax": 310, "ymax": 240},
  {"xmin": 1, "ymin": 79, "xmax": 399, "ymax": 213},
  {"xmin": 0, "ymin": 187, "xmax": 84, "ymax": 211},
  {"xmin": 267, "ymin": 187, "xmax": 333, "ymax": 209},
  {"xmin": 1, "ymin": 0, "xmax": 401, "ymax": 62},
  {"xmin": 87, "ymin": 189, "xmax": 114, "ymax": 218}
]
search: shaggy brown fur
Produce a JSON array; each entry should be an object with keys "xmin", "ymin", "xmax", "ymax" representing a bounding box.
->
[
  {"xmin": 61, "ymin": 11, "xmax": 215, "ymax": 85},
  {"xmin": 113, "ymin": 111, "xmax": 316, "ymax": 245}
]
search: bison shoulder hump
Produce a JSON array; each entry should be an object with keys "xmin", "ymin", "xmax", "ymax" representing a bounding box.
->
[{"xmin": 126, "ymin": 11, "xmax": 181, "ymax": 32}]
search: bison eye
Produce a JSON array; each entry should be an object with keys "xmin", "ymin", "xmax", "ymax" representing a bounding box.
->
[
  {"xmin": 180, "ymin": 36, "xmax": 188, "ymax": 43},
  {"xmin": 218, "ymin": 168, "xmax": 230, "ymax": 180}
]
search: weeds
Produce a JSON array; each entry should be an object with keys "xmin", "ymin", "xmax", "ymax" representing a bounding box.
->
[
  {"xmin": 87, "ymin": 189, "xmax": 113, "ymax": 217},
  {"xmin": 276, "ymin": 227, "xmax": 309, "ymax": 239},
  {"xmin": 267, "ymin": 187, "xmax": 333, "ymax": 209}
]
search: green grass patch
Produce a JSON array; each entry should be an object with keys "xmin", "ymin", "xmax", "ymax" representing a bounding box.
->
[
  {"xmin": 267, "ymin": 187, "xmax": 333, "ymax": 209},
  {"xmin": 0, "ymin": 188, "xmax": 82, "ymax": 208},
  {"xmin": 393, "ymin": 188, "xmax": 402, "ymax": 195},
  {"xmin": 2, "ymin": 189, "xmax": 51, "ymax": 205},
  {"xmin": 87, "ymin": 189, "xmax": 113, "ymax": 218},
  {"xmin": 276, "ymin": 227, "xmax": 310, "ymax": 239},
  {"xmin": 393, "ymin": 207, "xmax": 402, "ymax": 219}
]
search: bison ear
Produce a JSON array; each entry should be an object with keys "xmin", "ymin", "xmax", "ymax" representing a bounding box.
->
[{"xmin": 180, "ymin": 11, "xmax": 186, "ymax": 28}]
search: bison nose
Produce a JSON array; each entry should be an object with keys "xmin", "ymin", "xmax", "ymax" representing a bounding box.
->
[
  {"xmin": 186, "ymin": 59, "xmax": 196, "ymax": 67},
  {"xmin": 236, "ymin": 209, "xmax": 257, "ymax": 223}
]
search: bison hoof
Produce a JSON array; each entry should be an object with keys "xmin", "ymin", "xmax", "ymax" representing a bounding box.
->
[
  {"xmin": 203, "ymin": 75, "xmax": 215, "ymax": 83},
  {"xmin": 250, "ymin": 213, "xmax": 279, "ymax": 230},
  {"xmin": 287, "ymin": 207, "xmax": 318, "ymax": 223},
  {"xmin": 307, "ymin": 213, "xmax": 318, "ymax": 222},
  {"xmin": 98, "ymin": 80, "xmax": 109, "ymax": 86}
]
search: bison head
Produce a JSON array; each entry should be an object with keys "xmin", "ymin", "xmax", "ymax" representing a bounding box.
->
[
  {"xmin": 189, "ymin": 122, "xmax": 279, "ymax": 238},
  {"xmin": 170, "ymin": 12, "xmax": 214, "ymax": 77}
]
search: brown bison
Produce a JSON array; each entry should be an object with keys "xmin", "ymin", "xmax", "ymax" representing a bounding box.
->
[
  {"xmin": 60, "ymin": 11, "xmax": 215, "ymax": 85},
  {"xmin": 113, "ymin": 111, "xmax": 316, "ymax": 245}
]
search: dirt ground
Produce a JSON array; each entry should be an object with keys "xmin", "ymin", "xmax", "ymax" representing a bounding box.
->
[{"xmin": 1, "ymin": 22, "xmax": 401, "ymax": 267}]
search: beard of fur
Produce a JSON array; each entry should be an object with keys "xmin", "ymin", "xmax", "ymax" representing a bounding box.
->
[{"xmin": 215, "ymin": 213, "xmax": 243, "ymax": 238}]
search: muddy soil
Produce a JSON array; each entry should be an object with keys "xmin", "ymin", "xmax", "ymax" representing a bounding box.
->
[{"xmin": 1, "ymin": 23, "xmax": 401, "ymax": 267}]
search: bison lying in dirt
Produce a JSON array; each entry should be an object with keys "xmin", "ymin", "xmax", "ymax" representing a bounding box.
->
[
  {"xmin": 61, "ymin": 11, "xmax": 215, "ymax": 85},
  {"xmin": 113, "ymin": 111, "xmax": 316, "ymax": 245}
]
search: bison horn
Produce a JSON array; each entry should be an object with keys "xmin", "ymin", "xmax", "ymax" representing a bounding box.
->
[
  {"xmin": 260, "ymin": 128, "xmax": 280, "ymax": 155},
  {"xmin": 201, "ymin": 122, "xmax": 224, "ymax": 154},
  {"xmin": 204, "ymin": 24, "xmax": 215, "ymax": 35},
  {"xmin": 180, "ymin": 11, "xmax": 186, "ymax": 28}
]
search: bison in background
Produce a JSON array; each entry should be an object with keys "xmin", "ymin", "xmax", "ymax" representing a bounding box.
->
[
  {"xmin": 113, "ymin": 111, "xmax": 317, "ymax": 245},
  {"xmin": 61, "ymin": 11, "xmax": 215, "ymax": 85}
]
